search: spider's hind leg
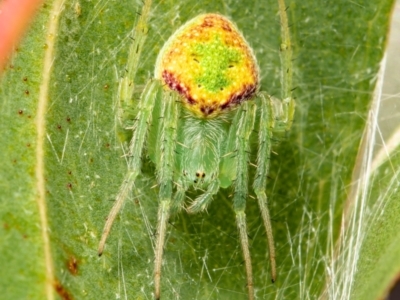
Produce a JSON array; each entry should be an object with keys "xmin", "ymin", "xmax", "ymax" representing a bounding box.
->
[
  {"xmin": 253, "ymin": 93, "xmax": 277, "ymax": 283},
  {"xmin": 153, "ymin": 91, "xmax": 180, "ymax": 300},
  {"xmin": 230, "ymin": 101, "xmax": 257, "ymax": 300}
]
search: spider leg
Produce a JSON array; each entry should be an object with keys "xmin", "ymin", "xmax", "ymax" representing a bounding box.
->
[
  {"xmin": 187, "ymin": 180, "xmax": 220, "ymax": 213},
  {"xmin": 171, "ymin": 178, "xmax": 188, "ymax": 213},
  {"xmin": 154, "ymin": 91, "xmax": 180, "ymax": 300},
  {"xmin": 254, "ymin": 93, "xmax": 277, "ymax": 282},
  {"xmin": 98, "ymin": 80, "xmax": 160, "ymax": 256},
  {"xmin": 98, "ymin": 0, "xmax": 153, "ymax": 255},
  {"xmin": 275, "ymin": 0, "xmax": 295, "ymax": 132},
  {"xmin": 250, "ymin": 0, "xmax": 293, "ymax": 282},
  {"xmin": 118, "ymin": 0, "xmax": 152, "ymax": 123},
  {"xmin": 231, "ymin": 101, "xmax": 257, "ymax": 300},
  {"xmin": 220, "ymin": 109, "xmax": 242, "ymax": 187}
]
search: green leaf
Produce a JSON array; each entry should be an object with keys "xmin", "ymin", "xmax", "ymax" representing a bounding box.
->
[
  {"xmin": 0, "ymin": 0, "xmax": 396, "ymax": 299},
  {"xmin": 346, "ymin": 138, "xmax": 400, "ymax": 300}
]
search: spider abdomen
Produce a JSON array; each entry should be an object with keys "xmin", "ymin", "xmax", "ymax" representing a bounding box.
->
[{"xmin": 155, "ymin": 14, "xmax": 259, "ymax": 118}]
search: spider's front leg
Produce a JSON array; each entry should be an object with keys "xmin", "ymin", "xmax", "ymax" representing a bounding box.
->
[
  {"xmin": 275, "ymin": 0, "xmax": 295, "ymax": 132},
  {"xmin": 98, "ymin": 0, "xmax": 153, "ymax": 255}
]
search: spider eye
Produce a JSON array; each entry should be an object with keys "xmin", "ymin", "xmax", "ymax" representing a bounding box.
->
[{"xmin": 195, "ymin": 172, "xmax": 206, "ymax": 179}]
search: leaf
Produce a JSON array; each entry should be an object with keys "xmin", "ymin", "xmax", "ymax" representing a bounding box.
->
[
  {"xmin": 345, "ymin": 135, "xmax": 400, "ymax": 300},
  {"xmin": 0, "ymin": 0, "xmax": 396, "ymax": 299}
]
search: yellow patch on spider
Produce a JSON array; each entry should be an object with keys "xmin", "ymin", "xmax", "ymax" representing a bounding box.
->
[{"xmin": 155, "ymin": 14, "xmax": 259, "ymax": 118}]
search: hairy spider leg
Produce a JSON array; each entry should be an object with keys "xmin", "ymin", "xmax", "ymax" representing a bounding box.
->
[
  {"xmin": 254, "ymin": 93, "xmax": 277, "ymax": 282},
  {"xmin": 171, "ymin": 177, "xmax": 188, "ymax": 213},
  {"xmin": 231, "ymin": 101, "xmax": 257, "ymax": 300},
  {"xmin": 119, "ymin": 0, "xmax": 152, "ymax": 117},
  {"xmin": 125, "ymin": 1, "xmax": 151, "ymax": 87},
  {"xmin": 276, "ymin": 0, "xmax": 294, "ymax": 132},
  {"xmin": 98, "ymin": 80, "xmax": 160, "ymax": 255},
  {"xmin": 97, "ymin": 0, "xmax": 153, "ymax": 255},
  {"xmin": 188, "ymin": 180, "xmax": 220, "ymax": 212},
  {"xmin": 154, "ymin": 91, "xmax": 180, "ymax": 300}
]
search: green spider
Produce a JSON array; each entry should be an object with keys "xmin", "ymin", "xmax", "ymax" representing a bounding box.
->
[{"xmin": 98, "ymin": 1, "xmax": 294, "ymax": 299}]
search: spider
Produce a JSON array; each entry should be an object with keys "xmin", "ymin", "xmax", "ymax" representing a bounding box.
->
[{"xmin": 98, "ymin": 0, "xmax": 294, "ymax": 299}]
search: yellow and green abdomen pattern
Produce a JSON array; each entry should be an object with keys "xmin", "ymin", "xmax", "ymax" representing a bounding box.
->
[{"xmin": 155, "ymin": 14, "xmax": 259, "ymax": 118}]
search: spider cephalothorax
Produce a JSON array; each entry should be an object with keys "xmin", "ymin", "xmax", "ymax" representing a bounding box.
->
[{"xmin": 99, "ymin": 2, "xmax": 294, "ymax": 300}]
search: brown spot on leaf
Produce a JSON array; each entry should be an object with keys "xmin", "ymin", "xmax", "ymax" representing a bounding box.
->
[
  {"xmin": 54, "ymin": 280, "xmax": 73, "ymax": 300},
  {"xmin": 67, "ymin": 256, "xmax": 79, "ymax": 276}
]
